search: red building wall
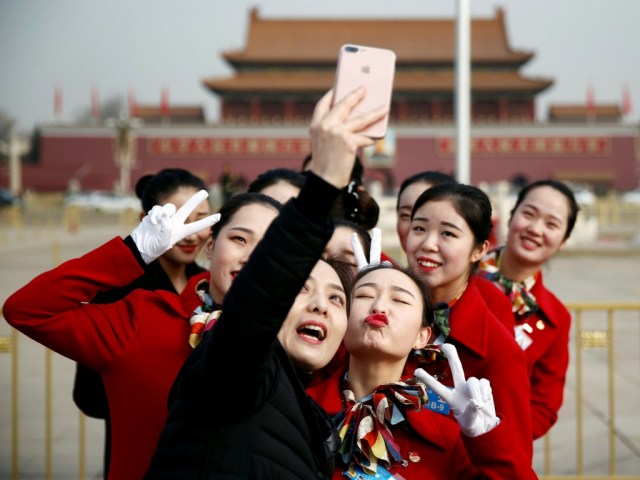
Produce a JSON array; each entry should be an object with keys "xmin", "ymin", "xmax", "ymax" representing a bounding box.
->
[{"xmin": 19, "ymin": 125, "xmax": 639, "ymax": 193}]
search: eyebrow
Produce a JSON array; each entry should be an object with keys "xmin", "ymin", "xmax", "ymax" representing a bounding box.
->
[
  {"xmin": 411, "ymin": 216, "xmax": 463, "ymax": 233},
  {"xmin": 309, "ymin": 273, "xmax": 345, "ymax": 294},
  {"xmin": 522, "ymin": 203, "xmax": 564, "ymax": 224},
  {"xmin": 228, "ymin": 226, "xmax": 254, "ymax": 234},
  {"xmin": 391, "ymin": 286, "xmax": 416, "ymax": 298},
  {"xmin": 355, "ymin": 282, "xmax": 415, "ymax": 299}
]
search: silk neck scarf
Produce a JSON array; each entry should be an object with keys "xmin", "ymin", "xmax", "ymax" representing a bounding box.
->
[
  {"xmin": 188, "ymin": 279, "xmax": 222, "ymax": 348},
  {"xmin": 335, "ymin": 374, "xmax": 427, "ymax": 474},
  {"xmin": 478, "ymin": 247, "xmax": 539, "ymax": 318}
]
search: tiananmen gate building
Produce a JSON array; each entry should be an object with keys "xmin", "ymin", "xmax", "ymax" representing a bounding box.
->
[{"xmin": 9, "ymin": 7, "xmax": 639, "ymax": 194}]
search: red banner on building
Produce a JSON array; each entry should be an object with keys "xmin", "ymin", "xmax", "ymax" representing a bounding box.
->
[
  {"xmin": 147, "ymin": 137, "xmax": 312, "ymax": 157},
  {"xmin": 436, "ymin": 136, "xmax": 610, "ymax": 157}
]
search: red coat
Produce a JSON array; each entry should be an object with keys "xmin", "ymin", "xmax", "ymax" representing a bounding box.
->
[
  {"xmin": 407, "ymin": 276, "xmax": 535, "ymax": 470},
  {"xmin": 477, "ymin": 273, "xmax": 571, "ymax": 439},
  {"xmin": 307, "ymin": 369, "xmax": 537, "ymax": 479},
  {"xmin": 3, "ymin": 237, "xmax": 207, "ymax": 480},
  {"xmin": 475, "ymin": 276, "xmax": 516, "ymax": 335}
]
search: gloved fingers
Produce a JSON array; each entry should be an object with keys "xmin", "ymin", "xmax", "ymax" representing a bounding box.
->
[
  {"xmin": 369, "ymin": 228, "xmax": 382, "ymax": 265},
  {"xmin": 351, "ymin": 232, "xmax": 368, "ymax": 271},
  {"xmin": 161, "ymin": 203, "xmax": 177, "ymax": 217},
  {"xmin": 180, "ymin": 213, "xmax": 221, "ymax": 239},
  {"xmin": 146, "ymin": 205, "xmax": 165, "ymax": 225},
  {"xmin": 173, "ymin": 190, "xmax": 209, "ymax": 225},
  {"xmin": 478, "ymin": 378, "xmax": 493, "ymax": 404},
  {"xmin": 466, "ymin": 377, "xmax": 483, "ymax": 407},
  {"xmin": 441, "ymin": 343, "xmax": 467, "ymax": 391},
  {"xmin": 414, "ymin": 368, "xmax": 453, "ymax": 405},
  {"xmin": 157, "ymin": 204, "xmax": 178, "ymax": 232}
]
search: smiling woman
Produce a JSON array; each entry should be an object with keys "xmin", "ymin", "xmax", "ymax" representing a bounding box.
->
[
  {"xmin": 402, "ymin": 182, "xmax": 536, "ymax": 475},
  {"xmin": 477, "ymin": 179, "xmax": 580, "ymax": 439}
]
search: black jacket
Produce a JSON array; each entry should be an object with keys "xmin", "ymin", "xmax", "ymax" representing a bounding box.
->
[{"xmin": 145, "ymin": 173, "xmax": 340, "ymax": 480}]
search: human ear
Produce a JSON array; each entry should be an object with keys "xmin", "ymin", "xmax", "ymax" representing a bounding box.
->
[
  {"xmin": 413, "ymin": 326, "xmax": 431, "ymax": 350},
  {"xmin": 205, "ymin": 237, "xmax": 215, "ymax": 260},
  {"xmin": 557, "ymin": 237, "xmax": 569, "ymax": 252},
  {"xmin": 470, "ymin": 240, "xmax": 489, "ymax": 263}
]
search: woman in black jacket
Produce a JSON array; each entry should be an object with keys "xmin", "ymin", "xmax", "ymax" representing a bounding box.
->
[{"xmin": 144, "ymin": 87, "xmax": 387, "ymax": 479}]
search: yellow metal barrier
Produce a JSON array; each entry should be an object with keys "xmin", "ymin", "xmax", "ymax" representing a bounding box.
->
[
  {"xmin": 538, "ymin": 302, "xmax": 640, "ymax": 479},
  {"xmin": 1, "ymin": 302, "xmax": 639, "ymax": 478}
]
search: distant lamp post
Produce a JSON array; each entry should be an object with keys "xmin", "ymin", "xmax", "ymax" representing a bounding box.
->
[
  {"xmin": 0, "ymin": 130, "xmax": 30, "ymax": 197},
  {"xmin": 106, "ymin": 114, "xmax": 141, "ymax": 195}
]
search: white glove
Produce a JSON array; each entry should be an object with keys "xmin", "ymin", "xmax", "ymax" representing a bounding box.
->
[
  {"xmin": 131, "ymin": 189, "xmax": 221, "ymax": 264},
  {"xmin": 414, "ymin": 343, "xmax": 500, "ymax": 437},
  {"xmin": 351, "ymin": 228, "xmax": 386, "ymax": 271}
]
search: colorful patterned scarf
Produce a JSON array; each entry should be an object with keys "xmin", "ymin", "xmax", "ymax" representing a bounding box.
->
[
  {"xmin": 188, "ymin": 280, "xmax": 222, "ymax": 348},
  {"xmin": 478, "ymin": 248, "xmax": 539, "ymax": 318},
  {"xmin": 410, "ymin": 302, "xmax": 450, "ymax": 379},
  {"xmin": 335, "ymin": 376, "xmax": 427, "ymax": 474}
]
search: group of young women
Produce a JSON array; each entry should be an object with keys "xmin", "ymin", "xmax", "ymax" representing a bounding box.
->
[{"xmin": 3, "ymin": 86, "xmax": 578, "ymax": 479}]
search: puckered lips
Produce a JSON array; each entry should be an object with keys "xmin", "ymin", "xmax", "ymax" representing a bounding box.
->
[
  {"xmin": 365, "ymin": 312, "xmax": 389, "ymax": 328},
  {"xmin": 296, "ymin": 320, "xmax": 327, "ymax": 344}
]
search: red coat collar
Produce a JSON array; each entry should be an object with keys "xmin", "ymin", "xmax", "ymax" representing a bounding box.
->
[
  {"xmin": 530, "ymin": 273, "xmax": 567, "ymax": 327},
  {"xmin": 447, "ymin": 276, "xmax": 492, "ymax": 359}
]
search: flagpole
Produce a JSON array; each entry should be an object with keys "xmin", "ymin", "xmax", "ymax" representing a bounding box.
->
[
  {"xmin": 161, "ymin": 86, "xmax": 170, "ymax": 124},
  {"xmin": 91, "ymin": 85, "xmax": 101, "ymax": 123},
  {"xmin": 586, "ymin": 84, "xmax": 595, "ymax": 124},
  {"xmin": 455, "ymin": 0, "xmax": 471, "ymax": 184},
  {"xmin": 54, "ymin": 86, "xmax": 63, "ymax": 123}
]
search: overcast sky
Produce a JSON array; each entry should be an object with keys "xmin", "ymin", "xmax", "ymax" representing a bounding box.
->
[{"xmin": 1, "ymin": 0, "xmax": 638, "ymax": 132}]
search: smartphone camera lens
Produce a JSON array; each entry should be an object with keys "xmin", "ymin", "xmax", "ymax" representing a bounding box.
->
[{"xmin": 345, "ymin": 46, "xmax": 359, "ymax": 53}]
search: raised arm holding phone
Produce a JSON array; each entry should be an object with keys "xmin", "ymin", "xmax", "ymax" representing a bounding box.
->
[{"xmin": 143, "ymin": 88, "xmax": 388, "ymax": 480}]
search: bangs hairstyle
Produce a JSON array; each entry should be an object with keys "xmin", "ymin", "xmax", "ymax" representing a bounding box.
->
[
  {"xmin": 412, "ymin": 182, "xmax": 493, "ymax": 246},
  {"xmin": 136, "ymin": 168, "xmax": 208, "ymax": 214},
  {"xmin": 396, "ymin": 171, "xmax": 457, "ymax": 211},
  {"xmin": 351, "ymin": 263, "xmax": 433, "ymax": 328},
  {"xmin": 510, "ymin": 179, "xmax": 580, "ymax": 240},
  {"xmin": 321, "ymin": 256, "xmax": 355, "ymax": 312},
  {"xmin": 211, "ymin": 192, "xmax": 282, "ymax": 239}
]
